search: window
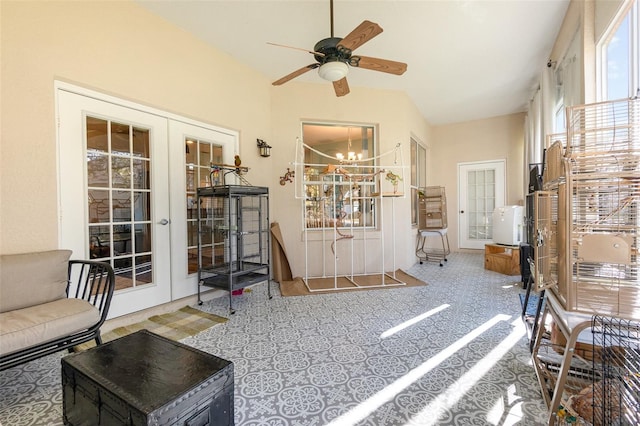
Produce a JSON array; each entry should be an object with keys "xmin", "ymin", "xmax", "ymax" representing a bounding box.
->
[
  {"xmin": 410, "ymin": 137, "xmax": 427, "ymax": 226},
  {"xmin": 598, "ymin": 0, "xmax": 640, "ymax": 101},
  {"xmin": 302, "ymin": 122, "xmax": 377, "ymax": 229}
]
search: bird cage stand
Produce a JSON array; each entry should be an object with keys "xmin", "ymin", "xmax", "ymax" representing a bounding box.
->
[
  {"xmin": 293, "ymin": 139, "xmax": 408, "ymax": 291},
  {"xmin": 196, "ymin": 183, "xmax": 271, "ymax": 314}
]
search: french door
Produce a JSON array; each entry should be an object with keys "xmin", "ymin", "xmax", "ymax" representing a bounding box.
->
[
  {"xmin": 168, "ymin": 121, "xmax": 236, "ymax": 300},
  {"xmin": 57, "ymin": 85, "xmax": 238, "ymax": 317},
  {"xmin": 458, "ymin": 160, "xmax": 506, "ymax": 249},
  {"xmin": 58, "ymin": 90, "xmax": 171, "ymax": 317}
]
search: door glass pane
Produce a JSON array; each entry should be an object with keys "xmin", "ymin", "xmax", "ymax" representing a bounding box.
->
[
  {"xmin": 87, "ymin": 153, "xmax": 109, "ymax": 187},
  {"xmin": 135, "ymin": 255, "xmax": 152, "ymax": 284},
  {"xmin": 132, "ymin": 159, "xmax": 150, "ymax": 189},
  {"xmin": 466, "ymin": 167, "xmax": 496, "ymax": 241},
  {"xmin": 112, "ymin": 157, "xmax": 131, "ymax": 188},
  {"xmin": 133, "ymin": 192, "xmax": 150, "ymax": 221},
  {"xmin": 114, "ymin": 224, "xmax": 132, "ymax": 256},
  {"xmin": 88, "ymin": 189, "xmax": 110, "ymax": 223},
  {"xmin": 132, "ymin": 127, "xmax": 150, "ymax": 158},
  {"xmin": 486, "ymin": 170, "xmax": 495, "ymax": 183},
  {"xmin": 185, "ymin": 137, "xmax": 224, "ymax": 274},
  {"xmin": 135, "ymin": 224, "xmax": 151, "ymax": 253},
  {"xmin": 111, "ymin": 122, "xmax": 130, "ymax": 155},
  {"xmin": 86, "ymin": 116, "xmax": 153, "ymax": 291},
  {"xmin": 113, "ymin": 190, "xmax": 131, "ymax": 222},
  {"xmin": 87, "ymin": 117, "xmax": 108, "ymax": 152}
]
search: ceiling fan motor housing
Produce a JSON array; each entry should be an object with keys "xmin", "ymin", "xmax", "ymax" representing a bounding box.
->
[{"xmin": 314, "ymin": 37, "xmax": 354, "ymax": 65}]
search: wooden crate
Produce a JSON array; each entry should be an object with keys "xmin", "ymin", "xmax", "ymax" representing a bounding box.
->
[{"xmin": 484, "ymin": 244, "xmax": 520, "ymax": 275}]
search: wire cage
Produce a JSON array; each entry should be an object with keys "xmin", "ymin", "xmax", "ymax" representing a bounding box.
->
[
  {"xmin": 563, "ymin": 98, "xmax": 640, "ymax": 318},
  {"xmin": 588, "ymin": 315, "xmax": 640, "ymax": 426},
  {"xmin": 533, "ymin": 187, "xmax": 562, "ymax": 293},
  {"xmin": 544, "ymin": 133, "xmax": 568, "ymax": 186},
  {"xmin": 418, "ymin": 186, "xmax": 447, "ymax": 230},
  {"xmin": 533, "ymin": 98, "xmax": 640, "ymax": 317}
]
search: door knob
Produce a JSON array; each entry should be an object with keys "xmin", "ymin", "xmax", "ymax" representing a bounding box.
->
[
  {"xmin": 158, "ymin": 218, "xmax": 171, "ymax": 225},
  {"xmin": 460, "ymin": 210, "xmax": 464, "ymax": 214}
]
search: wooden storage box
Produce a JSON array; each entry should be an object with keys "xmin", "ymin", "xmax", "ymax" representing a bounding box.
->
[
  {"xmin": 484, "ymin": 244, "xmax": 520, "ymax": 275},
  {"xmin": 62, "ymin": 330, "xmax": 234, "ymax": 426}
]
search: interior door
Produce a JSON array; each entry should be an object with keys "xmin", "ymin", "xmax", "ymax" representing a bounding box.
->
[
  {"xmin": 458, "ymin": 160, "xmax": 506, "ymax": 249},
  {"xmin": 168, "ymin": 121, "xmax": 237, "ymax": 300},
  {"xmin": 57, "ymin": 89, "xmax": 171, "ymax": 317}
]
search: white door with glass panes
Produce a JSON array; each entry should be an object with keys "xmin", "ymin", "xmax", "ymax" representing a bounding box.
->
[
  {"xmin": 458, "ymin": 160, "xmax": 505, "ymax": 249},
  {"xmin": 57, "ymin": 87, "xmax": 238, "ymax": 317},
  {"xmin": 168, "ymin": 121, "xmax": 236, "ymax": 300},
  {"xmin": 58, "ymin": 90, "xmax": 171, "ymax": 317}
]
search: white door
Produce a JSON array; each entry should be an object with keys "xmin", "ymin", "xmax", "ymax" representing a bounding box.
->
[
  {"xmin": 168, "ymin": 121, "xmax": 237, "ymax": 300},
  {"xmin": 458, "ymin": 160, "xmax": 506, "ymax": 249},
  {"xmin": 58, "ymin": 90, "xmax": 171, "ymax": 317}
]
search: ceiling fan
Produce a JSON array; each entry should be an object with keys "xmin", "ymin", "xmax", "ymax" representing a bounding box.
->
[{"xmin": 270, "ymin": 0, "xmax": 408, "ymax": 97}]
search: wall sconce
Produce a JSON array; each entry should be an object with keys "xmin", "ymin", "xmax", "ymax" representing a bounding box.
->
[{"xmin": 257, "ymin": 139, "xmax": 272, "ymax": 157}]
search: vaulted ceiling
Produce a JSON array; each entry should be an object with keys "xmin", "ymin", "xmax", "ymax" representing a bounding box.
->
[{"xmin": 135, "ymin": 0, "xmax": 570, "ymax": 125}]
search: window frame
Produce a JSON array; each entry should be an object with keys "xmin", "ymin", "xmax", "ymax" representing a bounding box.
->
[
  {"xmin": 597, "ymin": 0, "xmax": 640, "ymax": 101},
  {"xmin": 410, "ymin": 137, "xmax": 427, "ymax": 226}
]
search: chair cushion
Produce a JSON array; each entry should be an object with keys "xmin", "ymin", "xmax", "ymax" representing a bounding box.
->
[
  {"xmin": 0, "ymin": 249, "xmax": 72, "ymax": 313},
  {"xmin": 0, "ymin": 298, "xmax": 100, "ymax": 356}
]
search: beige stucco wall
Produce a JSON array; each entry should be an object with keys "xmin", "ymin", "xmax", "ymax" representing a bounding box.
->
[
  {"xmin": 431, "ymin": 113, "xmax": 526, "ymax": 251},
  {"xmin": 0, "ymin": 0, "xmax": 272, "ymax": 253}
]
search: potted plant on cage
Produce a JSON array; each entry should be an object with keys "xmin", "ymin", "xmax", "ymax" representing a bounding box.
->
[{"xmin": 385, "ymin": 171, "xmax": 402, "ymax": 194}]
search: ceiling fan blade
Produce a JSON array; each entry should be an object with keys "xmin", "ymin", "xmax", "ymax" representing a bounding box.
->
[
  {"xmin": 272, "ymin": 64, "xmax": 319, "ymax": 86},
  {"xmin": 338, "ymin": 20, "xmax": 383, "ymax": 52},
  {"xmin": 266, "ymin": 42, "xmax": 325, "ymax": 57},
  {"xmin": 333, "ymin": 77, "xmax": 350, "ymax": 97},
  {"xmin": 354, "ymin": 56, "xmax": 407, "ymax": 75}
]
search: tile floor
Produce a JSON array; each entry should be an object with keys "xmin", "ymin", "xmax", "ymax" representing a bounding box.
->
[{"xmin": 0, "ymin": 252, "xmax": 548, "ymax": 425}]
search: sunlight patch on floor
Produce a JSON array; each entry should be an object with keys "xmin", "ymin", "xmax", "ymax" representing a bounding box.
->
[
  {"xmin": 487, "ymin": 384, "xmax": 524, "ymax": 426},
  {"xmin": 380, "ymin": 304, "xmax": 450, "ymax": 339},
  {"xmin": 408, "ymin": 318, "xmax": 526, "ymax": 426},
  {"xmin": 326, "ymin": 314, "xmax": 512, "ymax": 426}
]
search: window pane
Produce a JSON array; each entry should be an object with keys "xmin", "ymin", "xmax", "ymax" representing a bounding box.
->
[
  {"xmin": 132, "ymin": 158, "xmax": 150, "ymax": 189},
  {"xmin": 132, "ymin": 127, "xmax": 150, "ymax": 158},
  {"xmin": 411, "ymin": 140, "xmax": 417, "ymax": 186},
  {"xmin": 88, "ymin": 189, "xmax": 110, "ymax": 223},
  {"xmin": 111, "ymin": 122, "xmax": 130, "ymax": 155},
  {"xmin": 133, "ymin": 191, "xmax": 150, "ymax": 221},
  {"xmin": 87, "ymin": 153, "xmax": 109, "ymax": 187},
  {"xmin": 89, "ymin": 225, "xmax": 111, "ymax": 259},
  {"xmin": 113, "ymin": 190, "xmax": 131, "ymax": 221},
  {"xmin": 199, "ymin": 143, "xmax": 211, "ymax": 167},
  {"xmin": 112, "ymin": 157, "xmax": 131, "ymax": 188},
  {"xmin": 113, "ymin": 224, "xmax": 132, "ymax": 256},
  {"xmin": 134, "ymin": 224, "xmax": 151, "ymax": 253},
  {"xmin": 607, "ymin": 13, "xmax": 630, "ymax": 100},
  {"xmin": 87, "ymin": 117, "xmax": 108, "ymax": 152},
  {"xmin": 302, "ymin": 123, "xmax": 376, "ymax": 229}
]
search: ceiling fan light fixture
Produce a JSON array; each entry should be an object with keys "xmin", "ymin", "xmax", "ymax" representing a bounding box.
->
[{"xmin": 318, "ymin": 61, "xmax": 348, "ymax": 82}]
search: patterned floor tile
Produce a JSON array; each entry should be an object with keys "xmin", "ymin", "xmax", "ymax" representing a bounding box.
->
[{"xmin": 0, "ymin": 253, "xmax": 547, "ymax": 425}]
